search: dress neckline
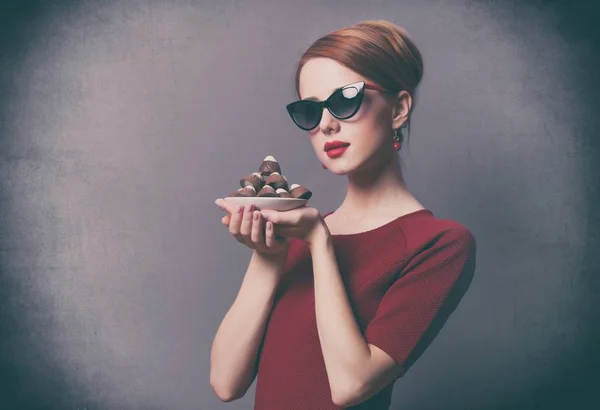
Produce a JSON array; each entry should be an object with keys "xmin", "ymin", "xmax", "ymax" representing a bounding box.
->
[{"xmin": 322, "ymin": 208, "xmax": 433, "ymax": 238}]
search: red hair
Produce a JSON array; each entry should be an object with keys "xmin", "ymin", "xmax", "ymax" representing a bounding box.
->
[{"xmin": 295, "ymin": 20, "xmax": 424, "ymax": 146}]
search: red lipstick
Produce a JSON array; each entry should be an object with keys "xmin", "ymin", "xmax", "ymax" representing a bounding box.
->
[
  {"xmin": 324, "ymin": 140, "xmax": 350, "ymax": 155},
  {"xmin": 324, "ymin": 140, "xmax": 351, "ymax": 158},
  {"xmin": 324, "ymin": 140, "xmax": 350, "ymax": 151}
]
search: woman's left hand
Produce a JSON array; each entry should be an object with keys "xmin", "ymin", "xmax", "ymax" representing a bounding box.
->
[{"xmin": 260, "ymin": 206, "xmax": 330, "ymax": 246}]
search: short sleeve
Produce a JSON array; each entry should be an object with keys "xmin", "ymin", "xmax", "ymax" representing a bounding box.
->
[{"xmin": 364, "ymin": 226, "xmax": 477, "ymax": 378}]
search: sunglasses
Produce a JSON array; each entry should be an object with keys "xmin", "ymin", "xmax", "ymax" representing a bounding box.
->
[{"xmin": 286, "ymin": 81, "xmax": 388, "ymax": 131}]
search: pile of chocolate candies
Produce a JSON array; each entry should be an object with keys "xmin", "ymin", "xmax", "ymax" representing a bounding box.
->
[{"xmin": 228, "ymin": 156, "xmax": 312, "ymax": 200}]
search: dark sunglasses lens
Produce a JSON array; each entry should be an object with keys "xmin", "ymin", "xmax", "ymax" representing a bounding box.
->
[
  {"xmin": 329, "ymin": 86, "xmax": 363, "ymax": 118},
  {"xmin": 288, "ymin": 101, "xmax": 321, "ymax": 130}
]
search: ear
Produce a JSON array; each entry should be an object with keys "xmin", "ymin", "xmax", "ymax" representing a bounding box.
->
[{"xmin": 391, "ymin": 90, "xmax": 412, "ymax": 130}]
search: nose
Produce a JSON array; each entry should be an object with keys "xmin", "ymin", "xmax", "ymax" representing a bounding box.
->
[{"xmin": 318, "ymin": 108, "xmax": 340, "ymax": 134}]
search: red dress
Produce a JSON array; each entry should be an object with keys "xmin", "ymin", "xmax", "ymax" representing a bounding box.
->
[{"xmin": 254, "ymin": 209, "xmax": 477, "ymax": 409}]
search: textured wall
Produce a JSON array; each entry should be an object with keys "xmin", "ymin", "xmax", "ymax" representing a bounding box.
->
[{"xmin": 1, "ymin": 0, "xmax": 598, "ymax": 409}]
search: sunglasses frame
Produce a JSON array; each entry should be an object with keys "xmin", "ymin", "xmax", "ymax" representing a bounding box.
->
[{"xmin": 286, "ymin": 81, "xmax": 388, "ymax": 131}]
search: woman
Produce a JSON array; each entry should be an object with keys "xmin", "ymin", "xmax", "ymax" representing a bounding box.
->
[{"xmin": 210, "ymin": 20, "xmax": 477, "ymax": 409}]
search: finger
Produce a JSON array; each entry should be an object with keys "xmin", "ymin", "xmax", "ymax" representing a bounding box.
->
[
  {"xmin": 240, "ymin": 204, "xmax": 254, "ymax": 236},
  {"xmin": 215, "ymin": 198, "xmax": 236, "ymax": 215},
  {"xmin": 250, "ymin": 211, "xmax": 262, "ymax": 243},
  {"xmin": 229, "ymin": 204, "xmax": 245, "ymax": 239},
  {"xmin": 264, "ymin": 221, "xmax": 273, "ymax": 248},
  {"xmin": 221, "ymin": 215, "xmax": 231, "ymax": 226},
  {"xmin": 250, "ymin": 211, "xmax": 268, "ymax": 253},
  {"xmin": 265, "ymin": 221, "xmax": 282, "ymax": 249},
  {"xmin": 215, "ymin": 198, "xmax": 227, "ymax": 212}
]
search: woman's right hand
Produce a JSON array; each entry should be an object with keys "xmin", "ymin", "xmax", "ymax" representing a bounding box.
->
[{"xmin": 215, "ymin": 198, "xmax": 290, "ymax": 257}]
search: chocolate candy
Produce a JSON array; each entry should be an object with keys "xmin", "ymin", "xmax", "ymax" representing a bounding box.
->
[
  {"xmin": 289, "ymin": 184, "xmax": 312, "ymax": 200},
  {"xmin": 276, "ymin": 188, "xmax": 292, "ymax": 198},
  {"xmin": 227, "ymin": 155, "xmax": 312, "ymax": 201},
  {"xmin": 228, "ymin": 186, "xmax": 256, "ymax": 197},
  {"xmin": 265, "ymin": 172, "xmax": 288, "ymax": 190},
  {"xmin": 259, "ymin": 155, "xmax": 281, "ymax": 177},
  {"xmin": 257, "ymin": 185, "xmax": 278, "ymax": 197},
  {"xmin": 240, "ymin": 172, "xmax": 264, "ymax": 192}
]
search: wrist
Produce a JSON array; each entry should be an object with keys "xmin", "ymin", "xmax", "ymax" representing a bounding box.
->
[
  {"xmin": 308, "ymin": 221, "xmax": 332, "ymax": 251},
  {"xmin": 249, "ymin": 250, "xmax": 287, "ymax": 282},
  {"xmin": 253, "ymin": 248, "xmax": 287, "ymax": 266}
]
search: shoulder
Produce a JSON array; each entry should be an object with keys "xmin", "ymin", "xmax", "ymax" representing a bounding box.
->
[
  {"xmin": 404, "ymin": 213, "xmax": 477, "ymax": 257},
  {"xmin": 436, "ymin": 219, "xmax": 476, "ymax": 249},
  {"xmin": 390, "ymin": 216, "xmax": 478, "ymax": 292}
]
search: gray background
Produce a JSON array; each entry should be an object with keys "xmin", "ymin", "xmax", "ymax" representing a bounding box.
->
[{"xmin": 1, "ymin": 0, "xmax": 599, "ymax": 409}]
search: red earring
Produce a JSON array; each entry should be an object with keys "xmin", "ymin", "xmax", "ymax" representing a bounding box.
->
[{"xmin": 393, "ymin": 129, "xmax": 402, "ymax": 151}]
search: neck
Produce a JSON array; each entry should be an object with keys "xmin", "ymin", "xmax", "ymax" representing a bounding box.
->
[{"xmin": 338, "ymin": 152, "xmax": 418, "ymax": 217}]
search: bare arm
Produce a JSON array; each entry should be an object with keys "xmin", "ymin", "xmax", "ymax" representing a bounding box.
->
[{"xmin": 209, "ymin": 250, "xmax": 286, "ymax": 402}]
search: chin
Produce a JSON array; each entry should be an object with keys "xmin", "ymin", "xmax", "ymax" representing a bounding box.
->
[
  {"xmin": 329, "ymin": 167, "xmax": 351, "ymax": 176},
  {"xmin": 325, "ymin": 159, "xmax": 359, "ymax": 176},
  {"xmin": 320, "ymin": 146, "xmax": 371, "ymax": 175}
]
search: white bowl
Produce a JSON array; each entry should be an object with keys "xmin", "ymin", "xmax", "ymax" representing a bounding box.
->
[{"xmin": 223, "ymin": 197, "xmax": 307, "ymax": 211}]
